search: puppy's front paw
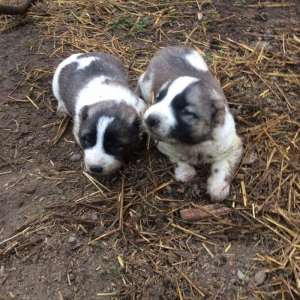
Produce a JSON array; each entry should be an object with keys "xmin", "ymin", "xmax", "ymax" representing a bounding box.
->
[
  {"xmin": 207, "ymin": 175, "xmax": 230, "ymax": 202},
  {"xmin": 174, "ymin": 163, "xmax": 197, "ymax": 182}
]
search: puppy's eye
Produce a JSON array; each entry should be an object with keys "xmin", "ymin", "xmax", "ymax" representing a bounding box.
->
[
  {"xmin": 179, "ymin": 109, "xmax": 197, "ymax": 118},
  {"xmin": 108, "ymin": 144, "xmax": 129, "ymax": 156},
  {"xmin": 179, "ymin": 108, "xmax": 190, "ymax": 115},
  {"xmin": 111, "ymin": 144, "xmax": 126, "ymax": 151},
  {"xmin": 82, "ymin": 134, "xmax": 96, "ymax": 148}
]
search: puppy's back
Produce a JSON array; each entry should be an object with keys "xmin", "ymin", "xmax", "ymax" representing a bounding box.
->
[
  {"xmin": 137, "ymin": 46, "xmax": 224, "ymax": 102},
  {"xmin": 53, "ymin": 53, "xmax": 128, "ymax": 117}
]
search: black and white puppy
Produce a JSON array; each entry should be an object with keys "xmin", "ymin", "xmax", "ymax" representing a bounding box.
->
[
  {"xmin": 53, "ymin": 52, "xmax": 147, "ymax": 175},
  {"xmin": 136, "ymin": 46, "xmax": 243, "ymax": 202}
]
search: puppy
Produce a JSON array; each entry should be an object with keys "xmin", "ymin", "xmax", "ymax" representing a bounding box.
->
[
  {"xmin": 136, "ymin": 46, "xmax": 243, "ymax": 202},
  {"xmin": 52, "ymin": 52, "xmax": 147, "ymax": 175}
]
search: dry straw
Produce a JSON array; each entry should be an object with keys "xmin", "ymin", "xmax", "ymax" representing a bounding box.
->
[{"xmin": 0, "ymin": 0, "xmax": 299, "ymax": 299}]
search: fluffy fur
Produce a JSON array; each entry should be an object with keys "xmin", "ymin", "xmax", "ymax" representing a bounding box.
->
[
  {"xmin": 136, "ymin": 46, "xmax": 243, "ymax": 202},
  {"xmin": 53, "ymin": 52, "xmax": 147, "ymax": 175}
]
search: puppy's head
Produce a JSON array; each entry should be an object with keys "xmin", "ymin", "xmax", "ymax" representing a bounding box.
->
[
  {"xmin": 143, "ymin": 76, "xmax": 226, "ymax": 145},
  {"xmin": 78, "ymin": 101, "xmax": 142, "ymax": 174}
]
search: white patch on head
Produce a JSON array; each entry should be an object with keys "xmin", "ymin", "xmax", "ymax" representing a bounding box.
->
[
  {"xmin": 84, "ymin": 116, "xmax": 121, "ymax": 174},
  {"xmin": 143, "ymin": 76, "xmax": 199, "ymax": 141},
  {"xmin": 185, "ymin": 50, "xmax": 208, "ymax": 72},
  {"xmin": 75, "ymin": 78, "xmax": 144, "ymax": 116},
  {"xmin": 76, "ymin": 56, "xmax": 99, "ymax": 69}
]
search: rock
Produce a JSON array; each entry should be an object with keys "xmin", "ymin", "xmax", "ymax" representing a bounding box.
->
[
  {"xmin": 20, "ymin": 185, "xmax": 36, "ymax": 194},
  {"xmin": 167, "ymin": 251, "xmax": 178, "ymax": 264},
  {"xmin": 254, "ymin": 270, "xmax": 267, "ymax": 286},
  {"xmin": 0, "ymin": 265, "xmax": 4, "ymax": 276},
  {"xmin": 59, "ymin": 287, "xmax": 73, "ymax": 300},
  {"xmin": 243, "ymin": 151, "xmax": 258, "ymax": 165},
  {"xmin": 91, "ymin": 213, "xmax": 98, "ymax": 221},
  {"xmin": 68, "ymin": 273, "xmax": 75, "ymax": 281},
  {"xmin": 68, "ymin": 236, "xmax": 77, "ymax": 244},
  {"xmin": 70, "ymin": 154, "xmax": 81, "ymax": 162},
  {"xmin": 237, "ymin": 270, "xmax": 245, "ymax": 280},
  {"xmin": 73, "ymin": 286, "xmax": 79, "ymax": 292}
]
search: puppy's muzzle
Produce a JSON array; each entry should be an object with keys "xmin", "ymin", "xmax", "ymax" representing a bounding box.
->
[
  {"xmin": 146, "ymin": 114, "xmax": 160, "ymax": 128},
  {"xmin": 89, "ymin": 165, "xmax": 103, "ymax": 173}
]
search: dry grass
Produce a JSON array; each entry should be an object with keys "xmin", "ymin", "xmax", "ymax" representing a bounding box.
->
[{"xmin": 0, "ymin": 0, "xmax": 299, "ymax": 299}]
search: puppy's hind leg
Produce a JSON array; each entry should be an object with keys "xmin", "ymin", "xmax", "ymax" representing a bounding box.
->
[{"xmin": 56, "ymin": 101, "xmax": 68, "ymax": 117}]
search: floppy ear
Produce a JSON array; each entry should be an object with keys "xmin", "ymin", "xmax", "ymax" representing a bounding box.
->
[
  {"xmin": 132, "ymin": 116, "xmax": 142, "ymax": 130},
  {"xmin": 209, "ymin": 88, "xmax": 226, "ymax": 126},
  {"xmin": 80, "ymin": 105, "xmax": 89, "ymax": 122}
]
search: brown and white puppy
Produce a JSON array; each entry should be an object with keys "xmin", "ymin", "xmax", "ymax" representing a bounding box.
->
[
  {"xmin": 53, "ymin": 52, "xmax": 147, "ymax": 175},
  {"xmin": 136, "ymin": 46, "xmax": 243, "ymax": 202}
]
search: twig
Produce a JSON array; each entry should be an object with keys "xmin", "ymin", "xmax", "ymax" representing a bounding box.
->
[
  {"xmin": 175, "ymin": 266, "xmax": 206, "ymax": 298},
  {"xmin": 119, "ymin": 177, "xmax": 125, "ymax": 231},
  {"xmin": 180, "ymin": 205, "xmax": 232, "ymax": 222}
]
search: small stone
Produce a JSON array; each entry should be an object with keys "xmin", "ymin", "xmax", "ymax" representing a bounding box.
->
[
  {"xmin": 73, "ymin": 286, "xmax": 79, "ymax": 292},
  {"xmin": 266, "ymin": 98, "xmax": 274, "ymax": 104},
  {"xmin": 60, "ymin": 287, "xmax": 73, "ymax": 299},
  {"xmin": 72, "ymin": 243, "xmax": 82, "ymax": 251},
  {"xmin": 69, "ymin": 273, "xmax": 75, "ymax": 281},
  {"xmin": 243, "ymin": 151, "xmax": 258, "ymax": 165},
  {"xmin": 70, "ymin": 154, "xmax": 81, "ymax": 162},
  {"xmin": 254, "ymin": 270, "xmax": 267, "ymax": 286},
  {"xmin": 167, "ymin": 251, "xmax": 178, "ymax": 264},
  {"xmin": 165, "ymin": 186, "xmax": 172, "ymax": 193},
  {"xmin": 20, "ymin": 185, "xmax": 36, "ymax": 194},
  {"xmin": 265, "ymin": 29, "xmax": 272, "ymax": 35},
  {"xmin": 237, "ymin": 270, "xmax": 245, "ymax": 280},
  {"xmin": 91, "ymin": 213, "xmax": 98, "ymax": 221},
  {"xmin": 0, "ymin": 265, "xmax": 5, "ymax": 276},
  {"xmin": 68, "ymin": 236, "xmax": 77, "ymax": 244}
]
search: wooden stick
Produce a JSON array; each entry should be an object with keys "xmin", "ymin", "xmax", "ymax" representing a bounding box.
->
[
  {"xmin": 180, "ymin": 204, "xmax": 232, "ymax": 222},
  {"xmin": 119, "ymin": 177, "xmax": 125, "ymax": 231}
]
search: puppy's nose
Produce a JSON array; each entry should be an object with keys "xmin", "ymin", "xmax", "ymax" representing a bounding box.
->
[
  {"xmin": 89, "ymin": 165, "xmax": 103, "ymax": 173},
  {"xmin": 146, "ymin": 114, "xmax": 160, "ymax": 127}
]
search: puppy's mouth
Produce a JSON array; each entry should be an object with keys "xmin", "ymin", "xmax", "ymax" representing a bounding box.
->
[
  {"xmin": 88, "ymin": 165, "xmax": 104, "ymax": 174},
  {"xmin": 145, "ymin": 127, "xmax": 178, "ymax": 144},
  {"xmin": 85, "ymin": 164, "xmax": 120, "ymax": 175},
  {"xmin": 144, "ymin": 126, "xmax": 164, "ymax": 140}
]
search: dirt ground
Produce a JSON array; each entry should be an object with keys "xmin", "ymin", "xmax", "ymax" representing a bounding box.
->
[{"xmin": 0, "ymin": 0, "xmax": 299, "ymax": 299}]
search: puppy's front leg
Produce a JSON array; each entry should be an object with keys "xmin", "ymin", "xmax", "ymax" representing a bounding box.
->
[
  {"xmin": 206, "ymin": 160, "xmax": 231, "ymax": 202},
  {"xmin": 206, "ymin": 145, "xmax": 242, "ymax": 202},
  {"xmin": 174, "ymin": 161, "xmax": 197, "ymax": 182},
  {"xmin": 157, "ymin": 142, "xmax": 197, "ymax": 182}
]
